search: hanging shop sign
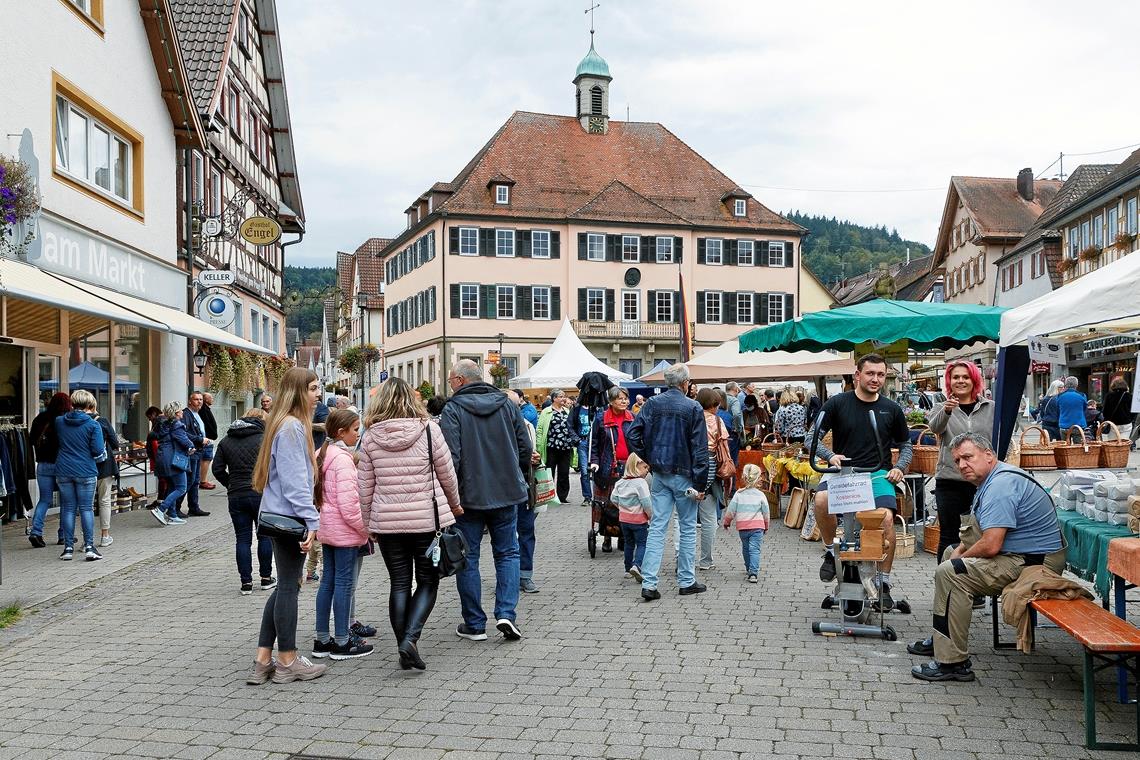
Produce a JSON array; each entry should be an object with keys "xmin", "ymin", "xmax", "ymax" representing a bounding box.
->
[
  {"xmin": 202, "ymin": 217, "xmax": 224, "ymax": 238},
  {"xmin": 1029, "ymin": 361, "xmax": 1052, "ymax": 374},
  {"xmin": 196, "ymin": 288, "xmax": 236, "ymax": 329},
  {"xmin": 239, "ymin": 216, "xmax": 283, "ymax": 246},
  {"xmin": 197, "ymin": 269, "xmax": 236, "ymax": 287}
]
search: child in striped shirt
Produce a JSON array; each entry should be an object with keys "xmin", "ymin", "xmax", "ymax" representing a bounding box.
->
[
  {"xmin": 722, "ymin": 464, "xmax": 769, "ymax": 583},
  {"xmin": 610, "ymin": 453, "xmax": 652, "ymax": 582}
]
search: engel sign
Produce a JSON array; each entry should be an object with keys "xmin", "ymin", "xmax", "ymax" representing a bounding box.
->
[
  {"xmin": 239, "ymin": 216, "xmax": 283, "ymax": 246},
  {"xmin": 197, "ymin": 269, "xmax": 235, "ymax": 287}
]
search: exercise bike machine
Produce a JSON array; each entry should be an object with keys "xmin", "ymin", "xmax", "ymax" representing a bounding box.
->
[{"xmin": 808, "ymin": 410, "xmax": 909, "ymax": 642}]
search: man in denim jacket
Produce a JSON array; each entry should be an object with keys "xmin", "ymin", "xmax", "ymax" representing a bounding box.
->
[{"xmin": 626, "ymin": 363, "xmax": 709, "ymax": 600}]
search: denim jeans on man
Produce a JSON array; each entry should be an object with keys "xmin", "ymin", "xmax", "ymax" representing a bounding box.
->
[
  {"xmin": 453, "ymin": 505, "xmax": 520, "ymax": 630},
  {"xmin": 641, "ymin": 472, "xmax": 698, "ymax": 590},
  {"xmin": 576, "ymin": 439, "xmax": 593, "ymax": 501},
  {"xmin": 739, "ymin": 528, "xmax": 765, "ymax": 575},
  {"xmin": 160, "ymin": 470, "xmax": 188, "ymax": 519},
  {"xmin": 56, "ymin": 475, "xmax": 97, "ymax": 549},
  {"xmin": 228, "ymin": 493, "xmax": 272, "ymax": 583},
  {"xmin": 315, "ymin": 544, "xmax": 359, "ymax": 645},
  {"xmin": 30, "ymin": 462, "xmax": 56, "ymax": 539},
  {"xmin": 516, "ymin": 503, "xmax": 537, "ymax": 582},
  {"xmin": 621, "ymin": 522, "xmax": 648, "ymax": 572}
]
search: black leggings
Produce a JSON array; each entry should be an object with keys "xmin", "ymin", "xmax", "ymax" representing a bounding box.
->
[
  {"xmin": 257, "ymin": 536, "xmax": 305, "ymax": 652},
  {"xmin": 934, "ymin": 478, "xmax": 977, "ymax": 562},
  {"xmin": 378, "ymin": 532, "xmax": 440, "ymax": 646},
  {"xmin": 547, "ymin": 448, "xmax": 574, "ymax": 503}
]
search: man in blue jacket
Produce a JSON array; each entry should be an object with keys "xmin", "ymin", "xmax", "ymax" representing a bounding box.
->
[
  {"xmin": 626, "ymin": 363, "xmax": 709, "ymax": 600},
  {"xmin": 1055, "ymin": 376, "xmax": 1088, "ymax": 435}
]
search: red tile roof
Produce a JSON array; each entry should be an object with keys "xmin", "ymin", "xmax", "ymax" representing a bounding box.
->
[
  {"xmin": 296, "ymin": 345, "xmax": 321, "ymax": 370},
  {"xmin": 570, "ymin": 180, "xmax": 688, "ymax": 225},
  {"xmin": 437, "ymin": 111, "xmax": 801, "ymax": 233},
  {"xmin": 355, "ymin": 248, "xmax": 386, "ymax": 309},
  {"xmin": 336, "ymin": 251, "xmax": 353, "ymax": 298},
  {"xmin": 953, "ymin": 176, "xmax": 1061, "ymax": 239}
]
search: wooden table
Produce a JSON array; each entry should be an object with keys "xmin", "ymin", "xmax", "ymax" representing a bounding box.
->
[{"xmin": 1107, "ymin": 536, "xmax": 1140, "ymax": 704}]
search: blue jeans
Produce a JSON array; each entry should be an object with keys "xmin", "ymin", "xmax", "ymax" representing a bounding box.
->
[
  {"xmin": 160, "ymin": 470, "xmax": 188, "ymax": 517},
  {"xmin": 30, "ymin": 462, "xmax": 56, "ymax": 538},
  {"xmin": 177, "ymin": 454, "xmax": 201, "ymax": 513},
  {"xmin": 315, "ymin": 544, "xmax": 359, "ymax": 645},
  {"xmin": 56, "ymin": 475, "xmax": 97, "ymax": 549},
  {"xmin": 516, "ymin": 503, "xmax": 537, "ymax": 580},
  {"xmin": 621, "ymin": 522, "xmax": 648, "ymax": 571},
  {"xmin": 454, "ymin": 505, "xmax": 521, "ymax": 630},
  {"xmin": 739, "ymin": 529, "xmax": 765, "ymax": 575},
  {"xmin": 577, "ymin": 440, "xmax": 593, "ymax": 501},
  {"xmin": 642, "ymin": 472, "xmax": 698, "ymax": 590},
  {"xmin": 228, "ymin": 493, "xmax": 272, "ymax": 583}
]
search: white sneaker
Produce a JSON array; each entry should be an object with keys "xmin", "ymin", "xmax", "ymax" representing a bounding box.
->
[
  {"xmin": 698, "ymin": 562, "xmax": 715, "ymax": 571},
  {"xmin": 747, "ymin": 574, "xmax": 758, "ymax": 583},
  {"xmin": 168, "ymin": 516, "xmax": 187, "ymax": 525},
  {"xmin": 495, "ymin": 618, "xmax": 522, "ymax": 640},
  {"xmin": 99, "ymin": 536, "xmax": 114, "ymax": 547},
  {"xmin": 629, "ymin": 566, "xmax": 644, "ymax": 583},
  {"xmin": 150, "ymin": 508, "xmax": 169, "ymax": 525}
]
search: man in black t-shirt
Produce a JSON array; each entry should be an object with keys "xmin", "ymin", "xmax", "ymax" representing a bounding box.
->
[{"xmin": 806, "ymin": 353, "xmax": 912, "ymax": 608}]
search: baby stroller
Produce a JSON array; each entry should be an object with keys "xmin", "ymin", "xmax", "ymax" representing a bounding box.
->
[{"xmin": 576, "ymin": 371, "xmax": 625, "ymax": 558}]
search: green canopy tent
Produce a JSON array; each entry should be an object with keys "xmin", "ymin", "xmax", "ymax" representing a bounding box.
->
[{"xmin": 738, "ymin": 299, "xmax": 1006, "ymax": 354}]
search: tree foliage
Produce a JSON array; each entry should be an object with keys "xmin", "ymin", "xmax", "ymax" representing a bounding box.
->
[
  {"xmin": 785, "ymin": 211, "xmax": 932, "ymax": 286},
  {"xmin": 283, "ymin": 266, "xmax": 336, "ymax": 341}
]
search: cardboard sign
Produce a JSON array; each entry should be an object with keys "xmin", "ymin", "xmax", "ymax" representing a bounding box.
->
[
  {"xmin": 1028, "ymin": 335, "xmax": 1066, "ymax": 365},
  {"xmin": 826, "ymin": 472, "xmax": 876, "ymax": 514}
]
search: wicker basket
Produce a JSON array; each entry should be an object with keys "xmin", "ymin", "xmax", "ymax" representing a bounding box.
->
[
  {"xmin": 760, "ymin": 433, "xmax": 785, "ymax": 453},
  {"xmin": 1053, "ymin": 425, "xmax": 1102, "ymax": 470},
  {"xmin": 909, "ymin": 425, "xmax": 940, "ymax": 475},
  {"xmin": 922, "ymin": 520, "xmax": 941, "ymax": 555},
  {"xmin": 1018, "ymin": 426, "xmax": 1056, "ymax": 470},
  {"xmin": 895, "ymin": 515, "xmax": 915, "ymax": 559},
  {"xmin": 1097, "ymin": 421, "xmax": 1131, "ymax": 469}
]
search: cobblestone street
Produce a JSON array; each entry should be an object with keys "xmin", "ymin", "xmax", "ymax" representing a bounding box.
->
[{"xmin": 0, "ymin": 483, "xmax": 1136, "ymax": 760}]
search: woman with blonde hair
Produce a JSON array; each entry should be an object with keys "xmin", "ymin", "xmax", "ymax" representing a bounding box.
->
[
  {"xmin": 360, "ymin": 377, "xmax": 463, "ymax": 671},
  {"xmin": 773, "ymin": 389, "xmax": 807, "ymax": 444},
  {"xmin": 151, "ymin": 401, "xmax": 193, "ymax": 526},
  {"xmin": 247, "ymin": 368, "xmax": 326, "ymax": 685},
  {"xmin": 53, "ymin": 389, "xmax": 106, "ymax": 561}
]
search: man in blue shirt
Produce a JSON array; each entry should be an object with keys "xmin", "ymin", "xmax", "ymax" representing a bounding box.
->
[
  {"xmin": 909, "ymin": 432, "xmax": 1064, "ymax": 683},
  {"xmin": 1055, "ymin": 376, "xmax": 1088, "ymax": 434}
]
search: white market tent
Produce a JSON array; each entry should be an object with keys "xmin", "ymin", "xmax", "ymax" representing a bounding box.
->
[
  {"xmin": 509, "ymin": 319, "xmax": 632, "ymax": 389},
  {"xmin": 639, "ymin": 337, "xmax": 853, "ymax": 383}
]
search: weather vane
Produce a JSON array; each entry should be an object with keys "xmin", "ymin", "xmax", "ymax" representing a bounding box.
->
[{"xmin": 585, "ymin": 2, "xmax": 600, "ymax": 41}]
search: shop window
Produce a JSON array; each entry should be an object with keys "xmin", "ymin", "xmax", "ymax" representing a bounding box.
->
[{"xmin": 115, "ymin": 323, "xmax": 150, "ymax": 443}]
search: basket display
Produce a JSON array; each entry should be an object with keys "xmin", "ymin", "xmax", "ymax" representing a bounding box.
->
[
  {"xmin": 1018, "ymin": 426, "xmax": 1056, "ymax": 470},
  {"xmin": 908, "ymin": 425, "xmax": 940, "ymax": 475},
  {"xmin": 1053, "ymin": 425, "xmax": 1102, "ymax": 470},
  {"xmin": 894, "ymin": 514, "xmax": 915, "ymax": 559},
  {"xmin": 760, "ymin": 433, "xmax": 785, "ymax": 453},
  {"xmin": 922, "ymin": 520, "xmax": 941, "ymax": 555},
  {"xmin": 1097, "ymin": 421, "xmax": 1131, "ymax": 469}
]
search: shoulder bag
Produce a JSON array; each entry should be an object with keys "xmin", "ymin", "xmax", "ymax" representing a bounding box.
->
[
  {"xmin": 427, "ymin": 425, "xmax": 468, "ymax": 577},
  {"xmin": 171, "ymin": 449, "xmax": 191, "ymax": 473},
  {"xmin": 257, "ymin": 511, "xmax": 307, "ymax": 541},
  {"xmin": 715, "ymin": 418, "xmax": 736, "ymax": 479}
]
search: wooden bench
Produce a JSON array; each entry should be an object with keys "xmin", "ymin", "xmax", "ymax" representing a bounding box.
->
[{"xmin": 1027, "ymin": 597, "xmax": 1140, "ymax": 751}]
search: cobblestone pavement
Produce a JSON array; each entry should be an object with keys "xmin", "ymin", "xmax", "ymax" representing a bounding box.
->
[{"xmin": 0, "ymin": 479, "xmax": 1136, "ymax": 760}]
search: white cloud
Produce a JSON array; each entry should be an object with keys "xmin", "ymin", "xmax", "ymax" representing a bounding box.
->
[{"xmin": 276, "ymin": 0, "xmax": 1140, "ymax": 266}]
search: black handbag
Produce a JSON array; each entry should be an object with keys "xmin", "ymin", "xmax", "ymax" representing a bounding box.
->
[
  {"xmin": 257, "ymin": 511, "xmax": 307, "ymax": 541},
  {"xmin": 427, "ymin": 425, "xmax": 468, "ymax": 577}
]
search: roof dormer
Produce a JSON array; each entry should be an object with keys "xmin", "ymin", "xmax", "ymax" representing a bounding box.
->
[
  {"xmin": 721, "ymin": 187, "xmax": 753, "ymax": 217},
  {"xmin": 487, "ymin": 173, "xmax": 516, "ymax": 205}
]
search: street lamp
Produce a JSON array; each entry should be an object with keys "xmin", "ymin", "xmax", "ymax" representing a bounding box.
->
[
  {"xmin": 356, "ymin": 291, "xmax": 369, "ymax": 403},
  {"xmin": 496, "ymin": 331, "xmax": 506, "ymax": 379},
  {"xmin": 192, "ymin": 345, "xmax": 208, "ymax": 376}
]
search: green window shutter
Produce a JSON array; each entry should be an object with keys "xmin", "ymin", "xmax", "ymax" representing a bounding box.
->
[
  {"xmin": 578, "ymin": 233, "xmax": 588, "ymax": 260},
  {"xmin": 519, "ymin": 230, "xmax": 532, "ymax": 258},
  {"xmin": 449, "ymin": 227, "xmax": 459, "ymax": 254},
  {"xmin": 675, "ymin": 237, "xmax": 683, "ymax": 263},
  {"xmin": 606, "ymin": 234, "xmax": 619, "ymax": 262},
  {"xmin": 758, "ymin": 241, "xmax": 770, "ymax": 266},
  {"xmin": 479, "ymin": 229, "xmax": 494, "ymax": 257},
  {"xmin": 726, "ymin": 239, "xmax": 738, "ymax": 266},
  {"xmin": 551, "ymin": 231, "xmax": 561, "ymax": 259},
  {"xmin": 725, "ymin": 292, "xmax": 737, "ymax": 324},
  {"xmin": 785, "ymin": 241, "xmax": 795, "ymax": 267},
  {"xmin": 518, "ymin": 286, "xmax": 532, "ymax": 319},
  {"xmin": 551, "ymin": 287, "xmax": 561, "ymax": 319},
  {"xmin": 758, "ymin": 292, "xmax": 770, "ymax": 324},
  {"xmin": 480, "ymin": 285, "xmax": 496, "ymax": 318},
  {"xmin": 605, "ymin": 288, "xmax": 615, "ymax": 321},
  {"xmin": 697, "ymin": 238, "xmax": 706, "ymax": 265},
  {"xmin": 673, "ymin": 291, "xmax": 682, "ymax": 324},
  {"xmin": 641, "ymin": 236, "xmax": 653, "ymax": 263},
  {"xmin": 578, "ymin": 288, "xmax": 587, "ymax": 319},
  {"xmin": 449, "ymin": 284, "xmax": 460, "ymax": 318},
  {"xmin": 646, "ymin": 290, "xmax": 657, "ymax": 322},
  {"xmin": 429, "ymin": 287, "xmax": 437, "ymax": 322},
  {"xmin": 784, "ymin": 293, "xmax": 795, "ymax": 321},
  {"xmin": 696, "ymin": 291, "xmax": 706, "ymax": 323}
]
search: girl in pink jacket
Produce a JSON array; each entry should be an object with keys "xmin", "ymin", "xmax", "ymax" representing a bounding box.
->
[
  {"xmin": 311, "ymin": 410, "xmax": 373, "ymax": 661},
  {"xmin": 359, "ymin": 378, "xmax": 463, "ymax": 671}
]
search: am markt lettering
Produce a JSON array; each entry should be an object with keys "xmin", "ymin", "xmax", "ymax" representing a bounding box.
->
[{"xmin": 40, "ymin": 228, "xmax": 148, "ymax": 293}]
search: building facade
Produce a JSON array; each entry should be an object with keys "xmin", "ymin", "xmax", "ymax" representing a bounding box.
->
[{"xmin": 378, "ymin": 44, "xmax": 804, "ymax": 390}]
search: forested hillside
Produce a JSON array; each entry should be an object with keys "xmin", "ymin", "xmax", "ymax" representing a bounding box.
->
[
  {"xmin": 284, "ymin": 266, "xmax": 336, "ymax": 341},
  {"xmin": 785, "ymin": 211, "xmax": 931, "ymax": 285}
]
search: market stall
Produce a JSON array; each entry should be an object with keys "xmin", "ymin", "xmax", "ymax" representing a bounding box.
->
[
  {"xmin": 638, "ymin": 338, "xmax": 852, "ymax": 383},
  {"xmin": 509, "ymin": 318, "xmax": 631, "ymax": 390}
]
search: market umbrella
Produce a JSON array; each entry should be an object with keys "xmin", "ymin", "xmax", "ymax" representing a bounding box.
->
[{"xmin": 738, "ymin": 299, "xmax": 1006, "ymax": 354}]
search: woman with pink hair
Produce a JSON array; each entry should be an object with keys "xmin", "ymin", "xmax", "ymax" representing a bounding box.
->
[{"xmin": 925, "ymin": 360, "xmax": 993, "ymax": 561}]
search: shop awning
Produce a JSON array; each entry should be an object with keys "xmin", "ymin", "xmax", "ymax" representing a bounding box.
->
[{"xmin": 1, "ymin": 257, "xmax": 275, "ymax": 356}]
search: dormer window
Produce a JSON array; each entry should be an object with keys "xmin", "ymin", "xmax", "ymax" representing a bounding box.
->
[
  {"xmin": 495, "ymin": 185, "xmax": 509, "ymax": 205},
  {"xmin": 734, "ymin": 199, "xmax": 746, "ymax": 217}
]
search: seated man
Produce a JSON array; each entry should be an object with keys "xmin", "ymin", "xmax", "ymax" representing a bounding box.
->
[
  {"xmin": 909, "ymin": 432, "xmax": 1064, "ymax": 682},
  {"xmin": 807, "ymin": 353, "xmax": 912, "ymax": 608}
]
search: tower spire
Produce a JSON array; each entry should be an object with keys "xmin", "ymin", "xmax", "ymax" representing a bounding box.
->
[{"xmin": 585, "ymin": 2, "xmax": 600, "ymax": 46}]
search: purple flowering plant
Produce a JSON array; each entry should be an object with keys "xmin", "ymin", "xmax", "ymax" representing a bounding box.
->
[{"xmin": 0, "ymin": 156, "xmax": 40, "ymax": 233}]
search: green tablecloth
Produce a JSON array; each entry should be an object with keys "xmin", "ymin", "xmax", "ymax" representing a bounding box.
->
[{"xmin": 1056, "ymin": 509, "xmax": 1134, "ymax": 599}]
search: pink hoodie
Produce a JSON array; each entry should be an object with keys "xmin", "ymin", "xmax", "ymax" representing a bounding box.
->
[
  {"xmin": 358, "ymin": 418, "xmax": 461, "ymax": 535},
  {"xmin": 315, "ymin": 443, "xmax": 369, "ymax": 547}
]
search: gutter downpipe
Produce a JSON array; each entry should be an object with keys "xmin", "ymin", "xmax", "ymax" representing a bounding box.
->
[{"xmin": 440, "ymin": 213, "xmax": 449, "ymax": 397}]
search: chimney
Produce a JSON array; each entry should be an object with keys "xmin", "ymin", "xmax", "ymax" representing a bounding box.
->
[{"xmin": 1017, "ymin": 168, "xmax": 1034, "ymax": 202}]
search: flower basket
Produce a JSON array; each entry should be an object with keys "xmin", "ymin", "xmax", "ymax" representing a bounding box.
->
[
  {"xmin": 1115, "ymin": 232, "xmax": 1136, "ymax": 251},
  {"xmin": 1078, "ymin": 245, "xmax": 1102, "ymax": 262},
  {"xmin": 1056, "ymin": 258, "xmax": 1075, "ymax": 275},
  {"xmin": 1097, "ymin": 421, "xmax": 1131, "ymax": 469},
  {"xmin": 0, "ymin": 155, "xmax": 42, "ymax": 255},
  {"xmin": 1018, "ymin": 425, "xmax": 1055, "ymax": 469},
  {"xmin": 1053, "ymin": 425, "xmax": 1101, "ymax": 469}
]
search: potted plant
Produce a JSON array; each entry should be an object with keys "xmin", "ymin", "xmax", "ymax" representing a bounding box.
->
[
  {"xmin": 417, "ymin": 380, "xmax": 435, "ymax": 399},
  {"xmin": 0, "ymin": 155, "xmax": 41, "ymax": 256},
  {"xmin": 1078, "ymin": 245, "xmax": 1102, "ymax": 262},
  {"xmin": 489, "ymin": 363, "xmax": 510, "ymax": 388},
  {"xmin": 1116, "ymin": 231, "xmax": 1136, "ymax": 251},
  {"xmin": 1056, "ymin": 257, "xmax": 1075, "ymax": 275}
]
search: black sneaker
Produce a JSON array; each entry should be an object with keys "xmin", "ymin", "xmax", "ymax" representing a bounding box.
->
[
  {"xmin": 329, "ymin": 637, "xmax": 374, "ymax": 660},
  {"xmin": 350, "ymin": 621, "xmax": 377, "ymax": 638},
  {"xmin": 496, "ymin": 618, "xmax": 522, "ymax": 640},
  {"xmin": 311, "ymin": 638, "xmax": 334, "ymax": 659},
  {"xmin": 878, "ymin": 582, "xmax": 894, "ymax": 611},
  {"xmin": 641, "ymin": 588, "xmax": 661, "ymax": 602},
  {"xmin": 28, "ymin": 534, "xmax": 45, "ymax": 548},
  {"xmin": 819, "ymin": 552, "xmax": 837, "ymax": 582},
  {"xmin": 907, "ymin": 637, "xmax": 934, "ymax": 656},
  {"xmin": 240, "ymin": 583, "xmax": 254, "ymax": 596},
  {"xmin": 84, "ymin": 546, "xmax": 103, "ymax": 562},
  {"xmin": 911, "ymin": 660, "xmax": 975, "ymax": 682},
  {"xmin": 679, "ymin": 583, "xmax": 707, "ymax": 595},
  {"xmin": 601, "ymin": 539, "xmax": 613, "ymax": 553},
  {"xmin": 260, "ymin": 577, "xmax": 277, "ymax": 591},
  {"xmin": 60, "ymin": 547, "xmax": 74, "ymax": 561},
  {"xmin": 456, "ymin": 624, "xmax": 487, "ymax": 641}
]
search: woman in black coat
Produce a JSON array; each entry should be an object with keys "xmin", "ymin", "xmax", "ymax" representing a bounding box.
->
[{"xmin": 588, "ymin": 387, "xmax": 635, "ymax": 553}]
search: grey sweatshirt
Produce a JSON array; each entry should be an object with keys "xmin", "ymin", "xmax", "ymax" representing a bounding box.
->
[
  {"xmin": 259, "ymin": 417, "xmax": 320, "ymax": 531},
  {"xmin": 925, "ymin": 397, "xmax": 994, "ymax": 482}
]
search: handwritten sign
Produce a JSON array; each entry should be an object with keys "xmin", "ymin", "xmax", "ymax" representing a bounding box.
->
[{"xmin": 826, "ymin": 473, "xmax": 876, "ymax": 514}]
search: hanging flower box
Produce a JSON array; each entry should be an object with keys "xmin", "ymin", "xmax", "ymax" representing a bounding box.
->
[
  {"xmin": 0, "ymin": 155, "xmax": 42, "ymax": 255},
  {"xmin": 1078, "ymin": 245, "xmax": 1102, "ymax": 262},
  {"xmin": 1115, "ymin": 232, "xmax": 1136, "ymax": 251}
]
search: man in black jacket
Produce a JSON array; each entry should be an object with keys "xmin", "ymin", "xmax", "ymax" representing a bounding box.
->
[
  {"xmin": 213, "ymin": 413, "xmax": 274, "ymax": 594},
  {"xmin": 178, "ymin": 392, "xmax": 210, "ymax": 517},
  {"xmin": 198, "ymin": 392, "xmax": 219, "ymax": 489},
  {"xmin": 440, "ymin": 359, "xmax": 532, "ymax": 642}
]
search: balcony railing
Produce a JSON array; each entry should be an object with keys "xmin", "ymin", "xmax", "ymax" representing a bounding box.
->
[{"xmin": 571, "ymin": 320, "xmax": 694, "ymax": 340}]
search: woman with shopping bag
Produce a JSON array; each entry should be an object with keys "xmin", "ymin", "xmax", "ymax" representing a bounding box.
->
[{"xmin": 586, "ymin": 387, "xmax": 635, "ymax": 553}]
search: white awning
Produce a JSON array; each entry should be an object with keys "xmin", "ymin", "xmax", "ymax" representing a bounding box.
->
[{"xmin": 2, "ymin": 257, "xmax": 275, "ymax": 356}]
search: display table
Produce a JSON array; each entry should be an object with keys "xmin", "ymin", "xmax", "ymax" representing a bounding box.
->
[
  {"xmin": 1057, "ymin": 510, "xmax": 1134, "ymax": 600},
  {"xmin": 1107, "ymin": 537, "xmax": 1140, "ymax": 704}
]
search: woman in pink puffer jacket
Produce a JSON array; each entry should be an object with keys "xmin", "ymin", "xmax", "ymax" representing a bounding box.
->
[{"xmin": 359, "ymin": 378, "xmax": 462, "ymax": 670}]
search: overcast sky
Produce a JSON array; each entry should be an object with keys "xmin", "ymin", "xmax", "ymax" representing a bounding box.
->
[{"xmin": 276, "ymin": 0, "xmax": 1140, "ymax": 268}]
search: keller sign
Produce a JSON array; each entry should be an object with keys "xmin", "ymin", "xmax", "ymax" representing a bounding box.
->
[{"xmin": 197, "ymin": 269, "xmax": 236, "ymax": 287}]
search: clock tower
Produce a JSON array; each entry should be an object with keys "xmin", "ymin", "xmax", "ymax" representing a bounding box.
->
[{"xmin": 574, "ymin": 38, "xmax": 611, "ymax": 134}]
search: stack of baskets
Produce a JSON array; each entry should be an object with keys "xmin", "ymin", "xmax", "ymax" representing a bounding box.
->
[
  {"xmin": 1018, "ymin": 425, "xmax": 1056, "ymax": 470},
  {"xmin": 1098, "ymin": 421, "xmax": 1132, "ymax": 469},
  {"xmin": 1053, "ymin": 425, "xmax": 1102, "ymax": 470}
]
